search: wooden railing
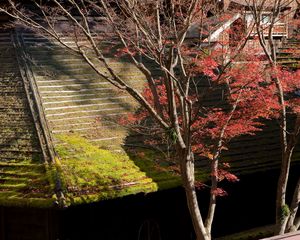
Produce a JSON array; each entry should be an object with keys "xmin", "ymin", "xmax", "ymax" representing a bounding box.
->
[
  {"xmin": 267, "ymin": 23, "xmax": 288, "ymax": 36},
  {"xmin": 251, "ymin": 22, "xmax": 288, "ymax": 37}
]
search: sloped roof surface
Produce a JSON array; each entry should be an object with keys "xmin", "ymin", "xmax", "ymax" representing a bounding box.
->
[
  {"xmin": 0, "ymin": 30, "xmax": 54, "ymax": 207},
  {"xmin": 24, "ymin": 31, "xmax": 185, "ymax": 205},
  {"xmin": 187, "ymin": 12, "xmax": 237, "ymax": 39}
]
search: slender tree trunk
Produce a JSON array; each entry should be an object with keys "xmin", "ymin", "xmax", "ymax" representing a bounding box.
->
[
  {"xmin": 276, "ymin": 114, "xmax": 300, "ymax": 234},
  {"xmin": 179, "ymin": 147, "xmax": 210, "ymax": 240},
  {"xmin": 205, "ymin": 158, "xmax": 218, "ymax": 235},
  {"xmin": 287, "ymin": 177, "xmax": 300, "ymax": 232},
  {"xmin": 272, "ymin": 75, "xmax": 290, "ymax": 235},
  {"xmin": 276, "ymin": 148, "xmax": 293, "ymax": 234}
]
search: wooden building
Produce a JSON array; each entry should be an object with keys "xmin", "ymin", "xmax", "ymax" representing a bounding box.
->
[{"xmin": 189, "ymin": 0, "xmax": 300, "ymax": 54}]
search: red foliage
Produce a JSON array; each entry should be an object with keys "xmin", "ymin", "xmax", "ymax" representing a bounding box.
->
[
  {"xmin": 114, "ymin": 47, "xmax": 138, "ymax": 57},
  {"xmin": 195, "ymin": 181, "xmax": 206, "ymax": 190},
  {"xmin": 118, "ymin": 42, "xmax": 300, "ymax": 197},
  {"xmin": 218, "ymin": 169, "xmax": 239, "ymax": 182},
  {"xmin": 211, "ymin": 188, "xmax": 228, "ymax": 197}
]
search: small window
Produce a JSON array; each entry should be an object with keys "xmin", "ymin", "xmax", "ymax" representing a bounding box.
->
[
  {"xmin": 245, "ymin": 13, "xmax": 254, "ymax": 26},
  {"xmin": 261, "ymin": 14, "xmax": 271, "ymax": 24}
]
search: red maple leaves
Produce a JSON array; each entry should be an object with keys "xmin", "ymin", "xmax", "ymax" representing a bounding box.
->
[{"xmin": 118, "ymin": 43, "xmax": 300, "ymax": 198}]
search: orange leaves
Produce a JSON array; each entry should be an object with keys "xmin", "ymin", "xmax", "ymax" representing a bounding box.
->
[{"xmin": 206, "ymin": 152, "xmax": 214, "ymax": 160}]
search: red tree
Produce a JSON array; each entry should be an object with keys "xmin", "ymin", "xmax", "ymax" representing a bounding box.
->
[{"xmin": 246, "ymin": 0, "xmax": 300, "ymax": 234}]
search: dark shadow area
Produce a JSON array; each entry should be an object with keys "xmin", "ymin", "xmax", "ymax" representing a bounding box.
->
[
  {"xmin": 56, "ymin": 164, "xmax": 300, "ymax": 240},
  {"xmin": 121, "ymin": 86, "xmax": 300, "ymax": 239},
  {"xmin": 213, "ymin": 165, "xmax": 300, "ymax": 238},
  {"xmin": 1, "ymin": 164, "xmax": 299, "ymax": 240},
  {"xmin": 0, "ymin": 188, "xmax": 194, "ymax": 240}
]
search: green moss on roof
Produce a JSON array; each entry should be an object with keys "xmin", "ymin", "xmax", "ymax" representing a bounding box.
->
[
  {"xmin": 55, "ymin": 134, "xmax": 159, "ymax": 205},
  {"xmin": 0, "ymin": 161, "xmax": 56, "ymax": 208},
  {"xmin": 53, "ymin": 134, "xmax": 210, "ymax": 206}
]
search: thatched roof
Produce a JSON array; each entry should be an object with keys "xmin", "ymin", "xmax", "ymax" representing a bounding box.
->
[{"xmin": 0, "ymin": 28, "xmax": 182, "ymax": 208}]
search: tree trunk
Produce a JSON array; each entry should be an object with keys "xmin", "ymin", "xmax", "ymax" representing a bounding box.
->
[
  {"xmin": 273, "ymin": 74, "xmax": 290, "ymax": 235},
  {"xmin": 276, "ymin": 149, "xmax": 293, "ymax": 234},
  {"xmin": 179, "ymin": 147, "xmax": 210, "ymax": 240},
  {"xmin": 286, "ymin": 177, "xmax": 300, "ymax": 232}
]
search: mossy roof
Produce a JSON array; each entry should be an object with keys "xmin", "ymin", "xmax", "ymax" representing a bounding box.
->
[
  {"xmin": 0, "ymin": 30, "xmax": 299, "ymax": 208},
  {"xmin": 0, "ymin": 30, "xmax": 192, "ymax": 208}
]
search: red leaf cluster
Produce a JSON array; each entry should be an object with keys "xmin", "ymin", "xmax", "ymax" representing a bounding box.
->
[
  {"xmin": 211, "ymin": 188, "xmax": 228, "ymax": 197},
  {"xmin": 218, "ymin": 169, "xmax": 239, "ymax": 182}
]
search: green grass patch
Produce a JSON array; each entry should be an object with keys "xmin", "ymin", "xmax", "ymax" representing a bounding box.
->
[{"xmin": 0, "ymin": 161, "xmax": 56, "ymax": 207}]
